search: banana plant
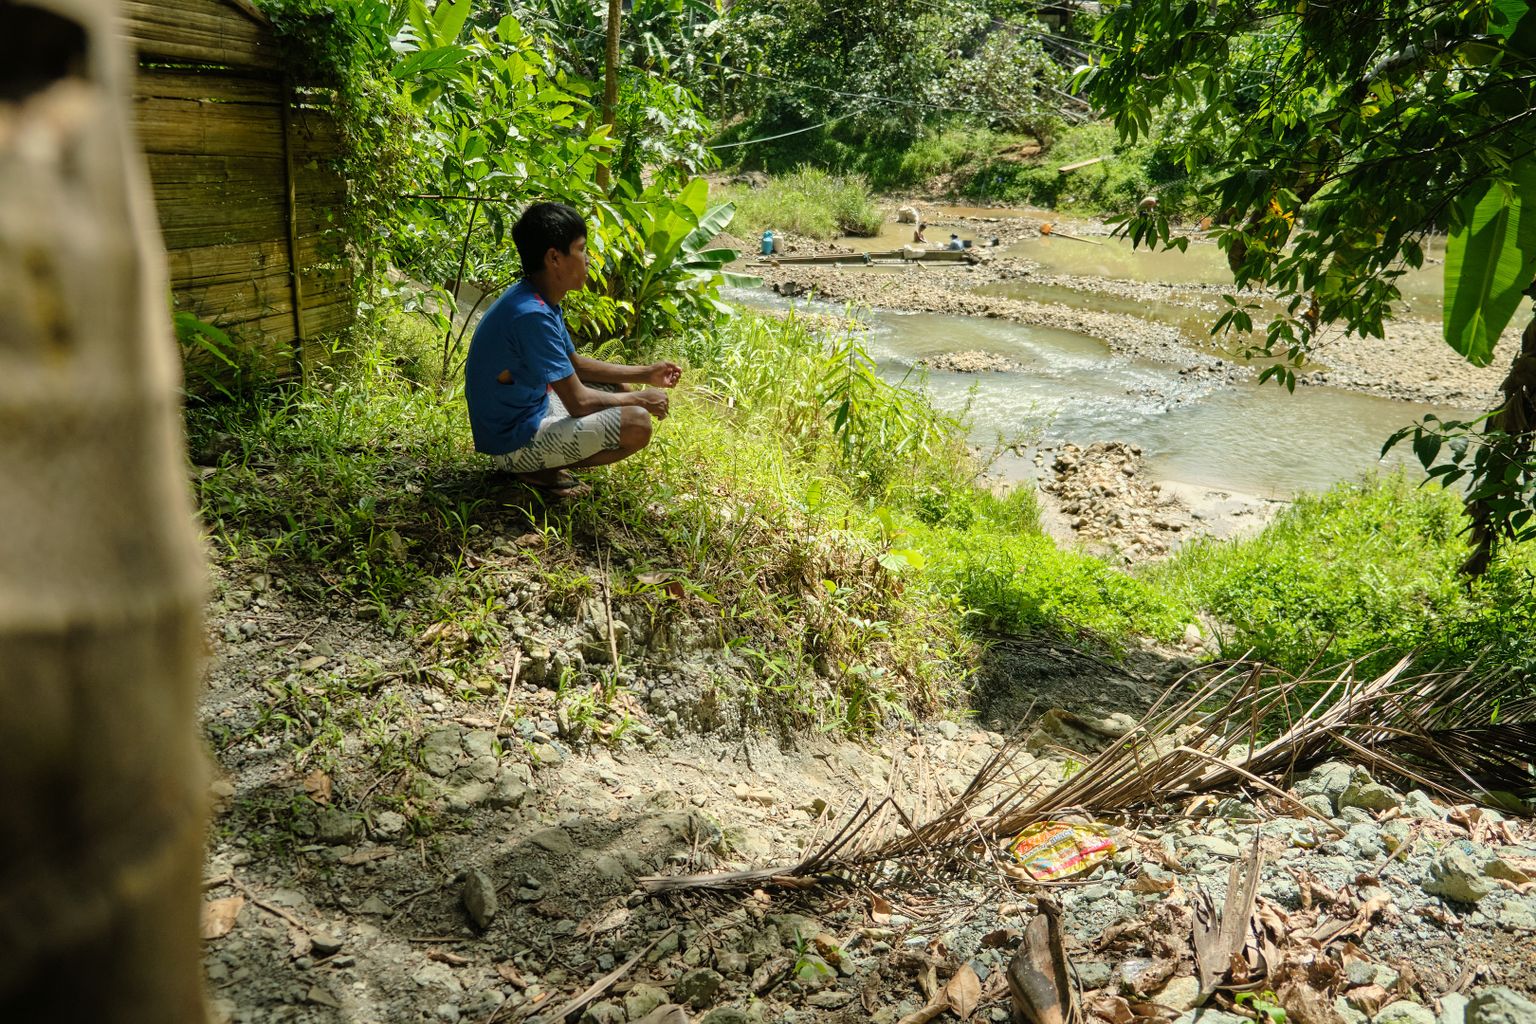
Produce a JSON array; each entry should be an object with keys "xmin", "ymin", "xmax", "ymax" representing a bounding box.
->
[{"xmin": 595, "ymin": 176, "xmax": 759, "ymax": 350}]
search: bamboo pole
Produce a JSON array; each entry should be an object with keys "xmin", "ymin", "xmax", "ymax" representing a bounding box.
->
[{"xmin": 597, "ymin": 0, "xmax": 621, "ymax": 191}]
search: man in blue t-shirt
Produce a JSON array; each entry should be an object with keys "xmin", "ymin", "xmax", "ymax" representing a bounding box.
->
[{"xmin": 465, "ymin": 202, "xmax": 680, "ymax": 497}]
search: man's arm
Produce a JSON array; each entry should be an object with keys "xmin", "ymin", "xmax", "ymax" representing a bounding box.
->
[
  {"xmin": 572, "ymin": 354, "xmax": 681, "ymax": 389},
  {"xmin": 549, "ymin": 373, "xmax": 670, "ymax": 420}
]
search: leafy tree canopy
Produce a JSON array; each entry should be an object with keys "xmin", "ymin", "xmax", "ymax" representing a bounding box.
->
[{"xmin": 1080, "ymin": 0, "xmax": 1536, "ymax": 570}]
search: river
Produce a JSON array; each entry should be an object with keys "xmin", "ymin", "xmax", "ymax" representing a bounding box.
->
[{"xmin": 736, "ymin": 216, "xmax": 1468, "ymax": 501}]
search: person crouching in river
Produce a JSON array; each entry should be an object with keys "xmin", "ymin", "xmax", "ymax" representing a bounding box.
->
[{"xmin": 464, "ymin": 202, "xmax": 682, "ymax": 499}]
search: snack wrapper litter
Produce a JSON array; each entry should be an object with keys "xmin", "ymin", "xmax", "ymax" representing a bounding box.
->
[{"xmin": 1006, "ymin": 821, "xmax": 1115, "ymax": 881}]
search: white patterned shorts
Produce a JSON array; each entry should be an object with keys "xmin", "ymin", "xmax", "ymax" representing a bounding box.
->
[{"xmin": 490, "ymin": 390, "xmax": 624, "ymax": 473}]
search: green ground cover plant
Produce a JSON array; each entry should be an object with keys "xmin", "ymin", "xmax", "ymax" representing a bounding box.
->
[
  {"xmin": 189, "ymin": 307, "xmax": 1533, "ymax": 738},
  {"xmin": 187, "ymin": 305, "xmax": 1193, "ymax": 731},
  {"xmin": 1149, "ymin": 474, "xmax": 1536, "ymax": 677},
  {"xmin": 713, "ymin": 168, "xmax": 886, "ymax": 240}
]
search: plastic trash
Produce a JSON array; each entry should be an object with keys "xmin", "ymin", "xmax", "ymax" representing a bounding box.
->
[
  {"xmin": 1007, "ymin": 821, "xmax": 1115, "ymax": 881},
  {"xmin": 761, "ymin": 230, "xmax": 774, "ymax": 256}
]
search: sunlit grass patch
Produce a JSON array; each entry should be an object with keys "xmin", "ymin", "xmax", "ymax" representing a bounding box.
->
[{"xmin": 714, "ymin": 167, "xmax": 886, "ymax": 239}]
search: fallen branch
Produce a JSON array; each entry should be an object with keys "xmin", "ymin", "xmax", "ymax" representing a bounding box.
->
[
  {"xmin": 494, "ymin": 647, "xmax": 523, "ymax": 734},
  {"xmin": 640, "ymin": 657, "xmax": 1533, "ymax": 898},
  {"xmin": 529, "ymin": 928, "xmax": 675, "ymax": 1024}
]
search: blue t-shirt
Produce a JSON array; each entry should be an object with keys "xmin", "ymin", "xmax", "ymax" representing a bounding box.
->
[{"xmin": 464, "ymin": 280, "xmax": 576, "ymax": 454}]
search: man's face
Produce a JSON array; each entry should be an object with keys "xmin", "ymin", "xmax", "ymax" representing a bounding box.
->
[{"xmin": 547, "ymin": 235, "xmax": 589, "ymax": 295}]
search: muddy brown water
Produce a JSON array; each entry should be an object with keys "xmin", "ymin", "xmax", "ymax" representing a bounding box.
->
[
  {"xmin": 736, "ymin": 288, "xmax": 1467, "ymax": 500},
  {"xmin": 997, "ymin": 233, "xmax": 1446, "ymax": 320},
  {"xmin": 792, "ymin": 217, "xmax": 1461, "ymax": 499}
]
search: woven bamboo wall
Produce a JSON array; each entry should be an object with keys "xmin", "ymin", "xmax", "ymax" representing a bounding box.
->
[{"xmin": 123, "ymin": 0, "xmax": 353, "ymax": 378}]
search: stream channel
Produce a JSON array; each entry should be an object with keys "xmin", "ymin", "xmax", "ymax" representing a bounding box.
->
[{"xmin": 737, "ymin": 218, "xmax": 1465, "ymax": 502}]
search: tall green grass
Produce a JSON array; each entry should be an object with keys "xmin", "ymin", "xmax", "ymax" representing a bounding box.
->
[
  {"xmin": 1148, "ymin": 474, "xmax": 1536, "ymax": 677},
  {"xmin": 189, "ymin": 304, "xmax": 1533, "ymax": 733},
  {"xmin": 713, "ymin": 167, "xmax": 886, "ymax": 239}
]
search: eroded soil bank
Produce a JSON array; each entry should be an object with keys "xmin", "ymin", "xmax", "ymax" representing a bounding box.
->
[{"xmin": 200, "ymin": 536, "xmax": 1536, "ymax": 1024}]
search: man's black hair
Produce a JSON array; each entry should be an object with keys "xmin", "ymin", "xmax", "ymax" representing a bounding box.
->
[{"xmin": 513, "ymin": 202, "xmax": 587, "ymax": 277}]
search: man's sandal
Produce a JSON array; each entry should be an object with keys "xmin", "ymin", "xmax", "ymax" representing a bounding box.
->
[{"xmin": 515, "ymin": 470, "xmax": 591, "ymax": 499}]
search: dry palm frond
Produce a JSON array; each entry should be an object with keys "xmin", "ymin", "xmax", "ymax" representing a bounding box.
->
[{"xmin": 641, "ymin": 658, "xmax": 1535, "ymax": 896}]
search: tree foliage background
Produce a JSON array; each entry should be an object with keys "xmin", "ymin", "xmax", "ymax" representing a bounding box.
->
[{"xmin": 1080, "ymin": 0, "xmax": 1536, "ymax": 571}]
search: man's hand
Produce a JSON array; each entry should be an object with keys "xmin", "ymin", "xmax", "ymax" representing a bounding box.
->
[
  {"xmin": 633, "ymin": 388, "xmax": 670, "ymax": 419},
  {"xmin": 645, "ymin": 361, "xmax": 682, "ymax": 388}
]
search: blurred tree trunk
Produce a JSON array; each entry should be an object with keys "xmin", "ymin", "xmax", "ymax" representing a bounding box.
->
[
  {"xmin": 597, "ymin": 0, "xmax": 621, "ymax": 191},
  {"xmin": 0, "ymin": 1, "xmax": 207, "ymax": 1020}
]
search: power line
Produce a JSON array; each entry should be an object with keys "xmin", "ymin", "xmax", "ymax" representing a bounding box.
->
[
  {"xmin": 706, "ymin": 107, "xmax": 869, "ymax": 149},
  {"xmin": 695, "ymin": 57, "xmax": 1091, "ymax": 122}
]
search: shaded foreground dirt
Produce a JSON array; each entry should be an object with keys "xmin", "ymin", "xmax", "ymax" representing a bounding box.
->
[{"xmin": 199, "ymin": 520, "xmax": 1536, "ymax": 1024}]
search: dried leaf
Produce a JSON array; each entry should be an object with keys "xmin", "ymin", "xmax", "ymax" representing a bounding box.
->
[
  {"xmin": 1256, "ymin": 900, "xmax": 1290, "ymax": 939},
  {"xmin": 918, "ymin": 962, "xmax": 939, "ymax": 1002},
  {"xmin": 813, "ymin": 933, "xmax": 844, "ymax": 969},
  {"xmin": 428, "ymin": 950, "xmax": 471, "ymax": 967},
  {"xmin": 1010, "ymin": 900, "xmax": 1077, "ymax": 1024},
  {"xmin": 1144, "ymin": 846, "xmax": 1188, "ymax": 874},
  {"xmin": 1129, "ymin": 872, "xmax": 1176, "ymax": 894},
  {"xmin": 338, "ymin": 846, "xmax": 393, "ymax": 866},
  {"xmin": 302, "ymin": 769, "xmax": 332, "ymax": 805},
  {"xmin": 575, "ymin": 905, "xmax": 631, "ymax": 938},
  {"xmin": 1193, "ymin": 839, "xmax": 1262, "ymax": 999},
  {"xmin": 1094, "ymin": 919, "xmax": 1147, "ymax": 951},
  {"xmin": 1274, "ymin": 978, "xmax": 1348, "ymax": 1024},
  {"xmin": 495, "ymin": 961, "xmax": 527, "ymax": 988},
  {"xmin": 981, "ymin": 928, "xmax": 1021, "ymax": 949},
  {"xmin": 1346, "ymin": 984, "xmax": 1389, "ymax": 1016},
  {"xmin": 895, "ymin": 1002, "xmax": 948, "ymax": 1024},
  {"xmin": 1086, "ymin": 992, "xmax": 1134, "ymax": 1024},
  {"xmin": 945, "ymin": 964, "xmax": 981, "ymax": 1020},
  {"xmin": 200, "ymin": 895, "xmax": 244, "ymax": 939},
  {"xmin": 871, "ymin": 894, "xmax": 893, "ymax": 926}
]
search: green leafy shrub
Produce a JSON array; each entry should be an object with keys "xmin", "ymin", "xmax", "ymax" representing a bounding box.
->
[
  {"xmin": 1149, "ymin": 475, "xmax": 1474, "ymax": 673},
  {"xmin": 934, "ymin": 530, "xmax": 1193, "ymax": 648},
  {"xmin": 960, "ymin": 122, "xmax": 1155, "ymax": 213},
  {"xmin": 578, "ymin": 178, "xmax": 757, "ymax": 357}
]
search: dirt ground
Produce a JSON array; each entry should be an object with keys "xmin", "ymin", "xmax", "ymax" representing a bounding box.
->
[
  {"xmin": 199, "ymin": 531, "xmax": 1536, "ymax": 1024},
  {"xmin": 194, "ymin": 206, "xmax": 1535, "ymax": 1024}
]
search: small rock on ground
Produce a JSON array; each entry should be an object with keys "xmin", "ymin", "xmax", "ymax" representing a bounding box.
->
[
  {"xmin": 461, "ymin": 869, "xmax": 498, "ymax": 930},
  {"xmin": 1466, "ymin": 987, "xmax": 1536, "ymax": 1024}
]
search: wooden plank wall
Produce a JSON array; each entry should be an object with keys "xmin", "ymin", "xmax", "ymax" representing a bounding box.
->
[{"xmin": 123, "ymin": 0, "xmax": 354, "ymax": 379}]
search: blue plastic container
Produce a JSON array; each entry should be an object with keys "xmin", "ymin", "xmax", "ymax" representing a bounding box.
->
[{"xmin": 761, "ymin": 230, "xmax": 774, "ymax": 256}]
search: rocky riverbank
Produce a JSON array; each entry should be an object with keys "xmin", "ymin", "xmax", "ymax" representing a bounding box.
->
[
  {"xmin": 1028, "ymin": 442, "xmax": 1285, "ymax": 562},
  {"xmin": 198, "ymin": 553, "xmax": 1536, "ymax": 1024},
  {"xmin": 725, "ymin": 210, "xmax": 1511, "ymax": 409}
]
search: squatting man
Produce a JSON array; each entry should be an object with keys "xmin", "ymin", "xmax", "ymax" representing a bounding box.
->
[{"xmin": 465, "ymin": 202, "xmax": 681, "ymax": 498}]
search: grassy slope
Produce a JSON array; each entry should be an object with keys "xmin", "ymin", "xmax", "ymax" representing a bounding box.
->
[
  {"xmin": 713, "ymin": 167, "xmax": 886, "ymax": 240},
  {"xmin": 1148, "ymin": 475, "xmax": 1536, "ymax": 677},
  {"xmin": 189, "ymin": 310, "xmax": 1533, "ymax": 739}
]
